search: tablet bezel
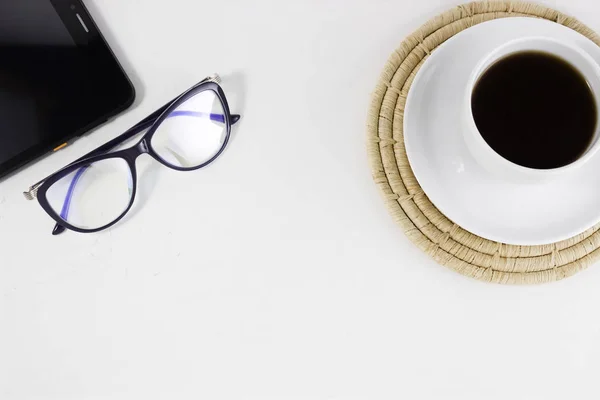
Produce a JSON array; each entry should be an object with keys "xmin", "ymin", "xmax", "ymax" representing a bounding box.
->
[{"xmin": 0, "ymin": 0, "xmax": 135, "ymax": 179}]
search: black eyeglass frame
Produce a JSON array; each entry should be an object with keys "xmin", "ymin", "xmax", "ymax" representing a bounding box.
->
[{"xmin": 24, "ymin": 74, "xmax": 241, "ymax": 235}]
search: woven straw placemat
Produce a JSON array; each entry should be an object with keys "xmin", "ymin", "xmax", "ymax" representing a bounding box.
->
[{"xmin": 367, "ymin": 1, "xmax": 600, "ymax": 284}]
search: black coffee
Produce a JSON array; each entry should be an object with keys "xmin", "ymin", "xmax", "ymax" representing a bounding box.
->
[{"xmin": 471, "ymin": 51, "xmax": 597, "ymax": 169}]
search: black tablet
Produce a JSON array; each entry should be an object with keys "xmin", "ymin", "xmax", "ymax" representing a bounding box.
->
[{"xmin": 0, "ymin": 0, "xmax": 135, "ymax": 179}]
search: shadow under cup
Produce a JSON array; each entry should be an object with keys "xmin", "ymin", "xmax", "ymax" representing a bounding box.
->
[{"xmin": 463, "ymin": 37, "xmax": 600, "ymax": 181}]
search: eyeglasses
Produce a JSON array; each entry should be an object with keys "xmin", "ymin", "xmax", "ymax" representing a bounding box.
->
[{"xmin": 23, "ymin": 74, "xmax": 240, "ymax": 236}]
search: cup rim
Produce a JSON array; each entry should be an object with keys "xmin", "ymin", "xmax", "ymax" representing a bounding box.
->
[{"xmin": 464, "ymin": 36, "xmax": 600, "ymax": 176}]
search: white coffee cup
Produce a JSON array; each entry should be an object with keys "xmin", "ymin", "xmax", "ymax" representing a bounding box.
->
[{"xmin": 463, "ymin": 37, "xmax": 600, "ymax": 181}]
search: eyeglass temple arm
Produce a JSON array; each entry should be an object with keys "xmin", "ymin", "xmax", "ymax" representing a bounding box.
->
[
  {"xmin": 51, "ymin": 111, "xmax": 240, "ymax": 235},
  {"xmin": 53, "ymin": 110, "xmax": 240, "ymax": 183}
]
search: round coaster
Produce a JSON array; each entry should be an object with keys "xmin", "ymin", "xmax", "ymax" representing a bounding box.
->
[{"xmin": 367, "ymin": 1, "xmax": 600, "ymax": 284}]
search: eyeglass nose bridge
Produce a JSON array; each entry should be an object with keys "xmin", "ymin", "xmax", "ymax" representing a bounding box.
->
[
  {"xmin": 137, "ymin": 138, "xmax": 150, "ymax": 154},
  {"xmin": 121, "ymin": 138, "xmax": 151, "ymax": 161}
]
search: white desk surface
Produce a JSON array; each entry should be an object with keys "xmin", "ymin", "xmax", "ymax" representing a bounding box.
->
[{"xmin": 3, "ymin": 0, "xmax": 600, "ymax": 399}]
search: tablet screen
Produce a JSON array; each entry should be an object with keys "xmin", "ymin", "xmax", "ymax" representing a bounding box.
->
[{"xmin": 0, "ymin": 0, "xmax": 134, "ymax": 177}]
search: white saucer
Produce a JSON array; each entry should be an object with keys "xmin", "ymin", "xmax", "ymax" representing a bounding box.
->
[{"xmin": 404, "ymin": 18, "xmax": 600, "ymax": 246}]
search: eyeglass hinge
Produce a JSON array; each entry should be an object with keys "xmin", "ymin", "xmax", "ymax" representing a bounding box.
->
[
  {"xmin": 23, "ymin": 183, "xmax": 42, "ymax": 200},
  {"xmin": 205, "ymin": 73, "xmax": 222, "ymax": 84}
]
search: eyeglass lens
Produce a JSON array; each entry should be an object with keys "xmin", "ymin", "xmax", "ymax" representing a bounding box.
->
[
  {"xmin": 151, "ymin": 89, "xmax": 228, "ymax": 169},
  {"xmin": 45, "ymin": 158, "xmax": 134, "ymax": 230}
]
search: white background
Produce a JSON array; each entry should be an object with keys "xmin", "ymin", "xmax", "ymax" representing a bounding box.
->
[{"xmin": 2, "ymin": 0, "xmax": 600, "ymax": 399}]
